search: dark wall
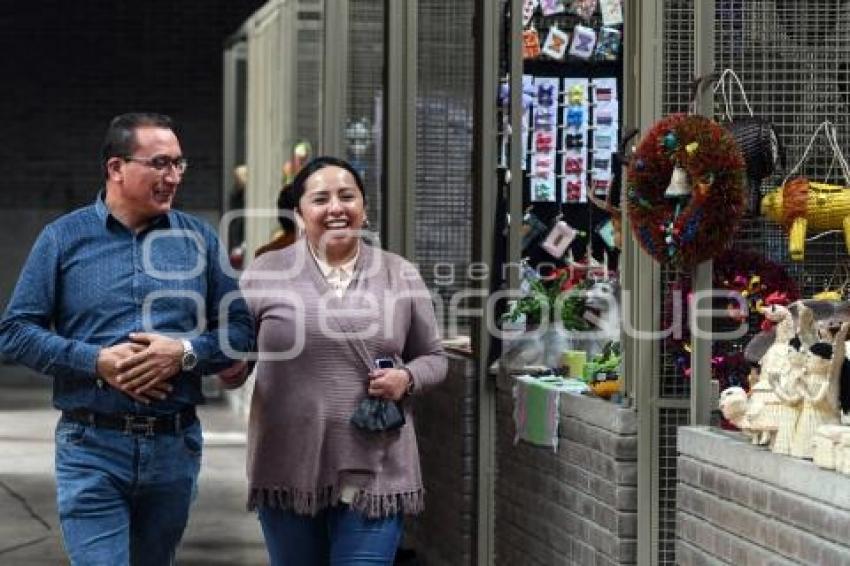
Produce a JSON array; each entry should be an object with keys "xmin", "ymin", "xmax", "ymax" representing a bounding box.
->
[
  {"xmin": 0, "ymin": 1, "xmax": 265, "ymax": 307},
  {"xmin": 0, "ymin": 0, "xmax": 265, "ymax": 212}
]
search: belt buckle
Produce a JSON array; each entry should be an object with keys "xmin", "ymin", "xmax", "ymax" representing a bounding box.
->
[{"xmin": 124, "ymin": 415, "xmax": 157, "ymax": 437}]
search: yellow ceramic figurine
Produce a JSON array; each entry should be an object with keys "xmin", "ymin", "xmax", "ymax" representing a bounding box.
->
[{"xmin": 761, "ymin": 177, "xmax": 850, "ymax": 261}]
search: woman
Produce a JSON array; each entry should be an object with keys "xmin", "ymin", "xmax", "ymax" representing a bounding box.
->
[{"xmin": 235, "ymin": 156, "xmax": 447, "ymax": 565}]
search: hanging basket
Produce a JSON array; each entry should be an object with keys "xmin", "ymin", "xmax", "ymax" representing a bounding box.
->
[
  {"xmin": 713, "ymin": 69, "xmax": 786, "ymax": 212},
  {"xmin": 727, "ymin": 117, "xmax": 785, "ymax": 183},
  {"xmin": 626, "ymin": 113, "xmax": 747, "ymax": 268}
]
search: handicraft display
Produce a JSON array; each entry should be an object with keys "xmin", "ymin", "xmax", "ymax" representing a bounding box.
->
[
  {"xmin": 761, "ymin": 121, "xmax": 850, "ymax": 261},
  {"xmin": 626, "ymin": 113, "xmax": 747, "ymax": 267}
]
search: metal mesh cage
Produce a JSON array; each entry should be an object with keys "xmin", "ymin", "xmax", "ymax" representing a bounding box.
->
[
  {"xmin": 414, "ymin": 0, "xmax": 475, "ymax": 309},
  {"xmin": 658, "ymin": 406, "xmax": 690, "ymax": 564},
  {"xmin": 716, "ymin": 0, "xmax": 850, "ymax": 298},
  {"xmin": 661, "ymin": 0, "xmax": 695, "ymax": 400},
  {"xmin": 346, "ymin": 0, "xmax": 384, "ymax": 230},
  {"xmin": 658, "ymin": 2, "xmax": 696, "ymax": 565},
  {"xmin": 656, "ymin": 1, "xmax": 850, "ymax": 564}
]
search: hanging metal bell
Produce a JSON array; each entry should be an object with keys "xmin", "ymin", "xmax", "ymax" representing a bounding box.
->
[{"xmin": 664, "ymin": 166, "xmax": 691, "ymax": 198}]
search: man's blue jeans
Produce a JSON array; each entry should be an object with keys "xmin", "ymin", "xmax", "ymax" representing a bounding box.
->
[
  {"xmin": 258, "ymin": 504, "xmax": 403, "ymax": 566},
  {"xmin": 54, "ymin": 416, "xmax": 202, "ymax": 566}
]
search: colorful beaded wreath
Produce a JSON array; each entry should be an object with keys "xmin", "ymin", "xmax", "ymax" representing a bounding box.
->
[{"xmin": 626, "ymin": 113, "xmax": 747, "ymax": 267}]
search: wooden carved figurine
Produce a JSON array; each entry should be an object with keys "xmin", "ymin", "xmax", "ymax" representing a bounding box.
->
[
  {"xmin": 768, "ymin": 336, "xmax": 804, "ymax": 455},
  {"xmin": 718, "ymin": 386, "xmax": 764, "ymax": 444},
  {"xmin": 749, "ymin": 304, "xmax": 796, "ymax": 446},
  {"xmin": 812, "ymin": 424, "xmax": 850, "ymax": 470},
  {"xmin": 790, "ymin": 323, "xmax": 849, "ymax": 459}
]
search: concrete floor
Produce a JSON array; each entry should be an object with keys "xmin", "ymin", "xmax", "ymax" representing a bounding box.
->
[{"xmin": 0, "ymin": 368, "xmax": 267, "ymax": 566}]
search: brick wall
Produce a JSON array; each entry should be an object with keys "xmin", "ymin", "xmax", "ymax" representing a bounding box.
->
[
  {"xmin": 495, "ymin": 374, "xmax": 638, "ymax": 565},
  {"xmin": 677, "ymin": 427, "xmax": 850, "ymax": 565},
  {"xmin": 405, "ymin": 354, "xmax": 477, "ymax": 566},
  {"xmin": 0, "ymin": 1, "xmax": 264, "ymax": 308}
]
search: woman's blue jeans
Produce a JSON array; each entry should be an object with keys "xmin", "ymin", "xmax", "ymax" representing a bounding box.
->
[
  {"xmin": 54, "ymin": 417, "xmax": 202, "ymax": 566},
  {"xmin": 258, "ymin": 504, "xmax": 403, "ymax": 566}
]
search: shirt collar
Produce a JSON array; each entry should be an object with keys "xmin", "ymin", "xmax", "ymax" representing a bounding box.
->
[
  {"xmin": 308, "ymin": 242, "xmax": 359, "ymax": 278},
  {"xmin": 95, "ymin": 189, "xmax": 172, "ymax": 230}
]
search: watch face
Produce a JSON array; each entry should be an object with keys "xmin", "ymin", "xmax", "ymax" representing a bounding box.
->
[
  {"xmin": 182, "ymin": 342, "xmax": 198, "ymax": 371},
  {"xmin": 183, "ymin": 353, "xmax": 198, "ymax": 370}
]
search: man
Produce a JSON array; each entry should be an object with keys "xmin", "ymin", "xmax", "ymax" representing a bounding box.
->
[{"xmin": 0, "ymin": 113, "xmax": 254, "ymax": 565}]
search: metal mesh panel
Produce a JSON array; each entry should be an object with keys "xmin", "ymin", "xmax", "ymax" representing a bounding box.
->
[
  {"xmin": 346, "ymin": 0, "xmax": 384, "ymax": 231},
  {"xmin": 658, "ymin": 3, "xmax": 696, "ymax": 565},
  {"xmin": 295, "ymin": 1, "xmax": 323, "ymax": 150},
  {"xmin": 661, "ymin": 0, "xmax": 695, "ymax": 400},
  {"xmin": 415, "ymin": 0, "xmax": 475, "ymax": 307},
  {"xmin": 657, "ymin": 406, "xmax": 690, "ymax": 565},
  {"xmin": 717, "ymin": 0, "xmax": 850, "ymax": 298},
  {"xmin": 656, "ymin": 2, "xmax": 850, "ymax": 564}
]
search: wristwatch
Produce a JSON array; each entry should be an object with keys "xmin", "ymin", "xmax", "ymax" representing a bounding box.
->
[{"xmin": 180, "ymin": 339, "xmax": 198, "ymax": 371}]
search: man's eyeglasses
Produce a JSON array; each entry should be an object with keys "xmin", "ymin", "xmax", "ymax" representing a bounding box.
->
[{"xmin": 124, "ymin": 155, "xmax": 189, "ymax": 174}]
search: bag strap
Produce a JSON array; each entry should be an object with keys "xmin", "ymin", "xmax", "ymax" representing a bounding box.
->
[
  {"xmin": 322, "ymin": 297, "xmax": 378, "ymax": 373},
  {"xmin": 712, "ymin": 68, "xmax": 754, "ymax": 121},
  {"xmin": 781, "ymin": 120, "xmax": 850, "ymax": 187}
]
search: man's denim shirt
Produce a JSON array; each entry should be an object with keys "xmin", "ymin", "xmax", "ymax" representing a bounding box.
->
[{"xmin": 0, "ymin": 193, "xmax": 255, "ymax": 415}]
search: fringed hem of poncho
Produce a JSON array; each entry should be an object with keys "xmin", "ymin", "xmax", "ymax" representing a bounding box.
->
[{"xmin": 247, "ymin": 485, "xmax": 425, "ymax": 518}]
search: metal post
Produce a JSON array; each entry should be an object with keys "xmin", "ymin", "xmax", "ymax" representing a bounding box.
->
[
  {"xmin": 383, "ymin": 0, "xmax": 416, "ymax": 256},
  {"xmin": 472, "ymin": 0, "xmax": 504, "ymax": 563},
  {"xmin": 321, "ymin": 0, "xmax": 349, "ymax": 157},
  {"xmin": 632, "ymin": 0, "xmax": 664, "ymax": 564},
  {"xmin": 507, "ymin": 0, "xmax": 523, "ymax": 282},
  {"xmin": 690, "ymin": 0, "xmax": 715, "ymax": 426}
]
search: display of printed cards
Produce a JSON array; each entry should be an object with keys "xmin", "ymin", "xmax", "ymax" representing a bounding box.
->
[
  {"xmin": 590, "ymin": 78, "xmax": 619, "ymax": 198},
  {"xmin": 530, "ymin": 77, "xmax": 559, "ymax": 202},
  {"xmin": 561, "ymin": 77, "xmax": 589, "ymax": 203}
]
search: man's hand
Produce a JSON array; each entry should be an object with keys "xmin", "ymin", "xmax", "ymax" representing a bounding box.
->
[
  {"xmin": 115, "ymin": 332, "xmax": 184, "ymax": 395},
  {"xmin": 367, "ymin": 368, "xmax": 411, "ymax": 402},
  {"xmin": 97, "ymin": 343, "xmax": 173, "ymax": 404}
]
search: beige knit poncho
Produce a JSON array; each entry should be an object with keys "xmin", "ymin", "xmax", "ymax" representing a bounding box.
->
[{"xmin": 240, "ymin": 240, "xmax": 447, "ymax": 518}]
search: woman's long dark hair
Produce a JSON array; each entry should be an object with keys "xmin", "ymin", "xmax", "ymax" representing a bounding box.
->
[{"xmin": 290, "ymin": 156, "xmax": 366, "ymax": 209}]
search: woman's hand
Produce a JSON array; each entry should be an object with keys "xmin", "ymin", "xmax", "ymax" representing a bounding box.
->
[
  {"xmin": 218, "ymin": 360, "xmax": 251, "ymax": 389},
  {"xmin": 368, "ymin": 368, "xmax": 411, "ymax": 402}
]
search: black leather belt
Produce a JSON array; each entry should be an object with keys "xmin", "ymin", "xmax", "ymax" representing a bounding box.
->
[{"xmin": 62, "ymin": 407, "xmax": 197, "ymax": 436}]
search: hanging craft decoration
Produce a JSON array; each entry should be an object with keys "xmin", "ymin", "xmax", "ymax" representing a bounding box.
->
[
  {"xmin": 521, "ymin": 209, "xmax": 549, "ymax": 252},
  {"xmin": 713, "ymin": 69, "xmax": 786, "ymax": 212},
  {"xmin": 761, "ymin": 121, "xmax": 850, "ymax": 261},
  {"xmin": 570, "ymin": 0, "xmax": 598, "ymax": 21},
  {"xmin": 540, "ymin": 219, "xmax": 580, "ymax": 259},
  {"xmin": 595, "ymin": 27, "xmax": 622, "ymax": 61},
  {"xmin": 626, "ymin": 113, "xmax": 746, "ymax": 267},
  {"xmin": 522, "ymin": 0, "xmax": 539, "ymax": 25},
  {"xmin": 568, "ymin": 25, "xmax": 597, "ymax": 60},
  {"xmin": 523, "ymin": 28, "xmax": 542, "ymax": 60},
  {"xmin": 663, "ymin": 247, "xmax": 800, "ymax": 389},
  {"xmin": 540, "ymin": 0, "xmax": 565, "ymax": 17},
  {"xmin": 599, "ymin": 0, "xmax": 624, "ymax": 26},
  {"xmin": 541, "ymin": 25, "xmax": 569, "ymax": 60}
]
